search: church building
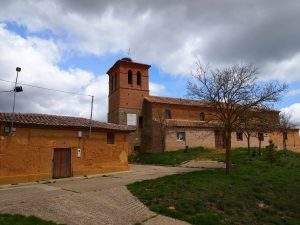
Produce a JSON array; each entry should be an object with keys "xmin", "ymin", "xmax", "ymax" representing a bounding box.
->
[{"xmin": 107, "ymin": 58, "xmax": 300, "ymax": 153}]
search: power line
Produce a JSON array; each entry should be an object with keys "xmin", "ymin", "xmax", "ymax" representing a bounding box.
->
[{"xmin": 0, "ymin": 78, "xmax": 93, "ymax": 97}]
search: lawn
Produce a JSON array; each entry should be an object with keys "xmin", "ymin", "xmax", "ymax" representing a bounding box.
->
[
  {"xmin": 128, "ymin": 149, "xmax": 300, "ymax": 225},
  {"xmin": 0, "ymin": 214, "xmax": 63, "ymax": 225},
  {"xmin": 129, "ymin": 147, "xmax": 224, "ymax": 165}
]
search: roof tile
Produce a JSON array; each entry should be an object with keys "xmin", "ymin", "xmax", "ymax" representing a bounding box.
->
[{"xmin": 0, "ymin": 112, "xmax": 135, "ymax": 131}]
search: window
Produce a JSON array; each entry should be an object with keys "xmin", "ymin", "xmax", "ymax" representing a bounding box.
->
[
  {"xmin": 165, "ymin": 109, "xmax": 171, "ymax": 119},
  {"xmin": 138, "ymin": 116, "xmax": 143, "ymax": 128},
  {"xmin": 128, "ymin": 70, "xmax": 133, "ymax": 84},
  {"xmin": 107, "ymin": 132, "xmax": 115, "ymax": 144},
  {"xmin": 114, "ymin": 73, "xmax": 118, "ymax": 90},
  {"xmin": 109, "ymin": 76, "xmax": 113, "ymax": 93},
  {"xmin": 199, "ymin": 112, "xmax": 205, "ymax": 121},
  {"xmin": 177, "ymin": 132, "xmax": 186, "ymax": 141},
  {"xmin": 258, "ymin": 132, "xmax": 264, "ymax": 141},
  {"xmin": 137, "ymin": 71, "xmax": 142, "ymax": 86},
  {"xmin": 236, "ymin": 132, "xmax": 243, "ymax": 141}
]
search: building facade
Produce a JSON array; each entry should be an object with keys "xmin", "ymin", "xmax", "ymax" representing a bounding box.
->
[
  {"xmin": 107, "ymin": 58, "xmax": 300, "ymax": 153},
  {"xmin": 0, "ymin": 113, "xmax": 134, "ymax": 185}
]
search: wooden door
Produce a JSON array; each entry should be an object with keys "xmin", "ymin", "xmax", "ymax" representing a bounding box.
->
[
  {"xmin": 52, "ymin": 148, "xmax": 71, "ymax": 179},
  {"xmin": 215, "ymin": 131, "xmax": 225, "ymax": 149}
]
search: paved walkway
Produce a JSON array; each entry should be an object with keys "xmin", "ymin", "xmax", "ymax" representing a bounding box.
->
[{"xmin": 0, "ymin": 164, "xmax": 208, "ymax": 225}]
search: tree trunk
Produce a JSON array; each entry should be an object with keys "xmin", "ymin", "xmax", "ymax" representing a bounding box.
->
[
  {"xmin": 258, "ymin": 139, "xmax": 262, "ymax": 155},
  {"xmin": 224, "ymin": 130, "xmax": 232, "ymax": 175},
  {"xmin": 283, "ymin": 132, "xmax": 287, "ymax": 150},
  {"xmin": 247, "ymin": 134, "xmax": 251, "ymax": 152}
]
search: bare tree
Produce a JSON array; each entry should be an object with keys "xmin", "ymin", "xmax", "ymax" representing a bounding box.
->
[
  {"xmin": 187, "ymin": 63, "xmax": 287, "ymax": 174},
  {"xmin": 278, "ymin": 112, "xmax": 296, "ymax": 150},
  {"xmin": 237, "ymin": 112, "xmax": 256, "ymax": 151}
]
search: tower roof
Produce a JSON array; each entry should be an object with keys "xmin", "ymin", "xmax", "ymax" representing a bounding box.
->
[{"xmin": 106, "ymin": 58, "xmax": 151, "ymax": 75}]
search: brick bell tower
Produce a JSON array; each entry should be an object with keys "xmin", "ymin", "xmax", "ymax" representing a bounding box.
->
[{"xmin": 107, "ymin": 57, "xmax": 151, "ymax": 150}]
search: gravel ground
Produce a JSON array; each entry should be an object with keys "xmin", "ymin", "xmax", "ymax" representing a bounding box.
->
[{"xmin": 0, "ymin": 164, "xmax": 207, "ymax": 225}]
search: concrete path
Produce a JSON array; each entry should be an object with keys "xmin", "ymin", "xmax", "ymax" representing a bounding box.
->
[
  {"xmin": 0, "ymin": 164, "xmax": 207, "ymax": 225},
  {"xmin": 180, "ymin": 160, "xmax": 224, "ymax": 169}
]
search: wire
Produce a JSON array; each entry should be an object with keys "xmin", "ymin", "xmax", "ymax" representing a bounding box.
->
[{"xmin": 0, "ymin": 78, "xmax": 93, "ymax": 97}]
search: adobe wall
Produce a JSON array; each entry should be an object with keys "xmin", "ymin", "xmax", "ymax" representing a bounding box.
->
[
  {"xmin": 269, "ymin": 130, "xmax": 300, "ymax": 152},
  {"xmin": 0, "ymin": 126, "xmax": 129, "ymax": 185}
]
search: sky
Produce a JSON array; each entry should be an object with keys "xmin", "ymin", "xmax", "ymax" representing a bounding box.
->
[{"xmin": 0, "ymin": 0, "xmax": 299, "ymax": 126}]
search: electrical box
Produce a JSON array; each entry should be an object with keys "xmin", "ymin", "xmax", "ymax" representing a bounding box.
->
[
  {"xmin": 77, "ymin": 148, "xmax": 81, "ymax": 158},
  {"xmin": 78, "ymin": 131, "xmax": 82, "ymax": 138}
]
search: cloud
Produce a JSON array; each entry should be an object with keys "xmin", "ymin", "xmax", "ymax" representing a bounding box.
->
[
  {"xmin": 0, "ymin": 24, "xmax": 165, "ymax": 121},
  {"xmin": 281, "ymin": 103, "xmax": 300, "ymax": 128},
  {"xmin": 287, "ymin": 88, "xmax": 300, "ymax": 97},
  {"xmin": 1, "ymin": 0, "xmax": 300, "ymax": 79},
  {"xmin": 149, "ymin": 82, "xmax": 165, "ymax": 96},
  {"xmin": 0, "ymin": 24, "xmax": 108, "ymax": 120}
]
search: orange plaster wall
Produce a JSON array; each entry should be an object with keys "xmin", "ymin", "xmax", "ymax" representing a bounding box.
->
[{"xmin": 0, "ymin": 126, "xmax": 129, "ymax": 185}]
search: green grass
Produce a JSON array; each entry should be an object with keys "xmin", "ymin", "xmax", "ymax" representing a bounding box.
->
[
  {"xmin": 129, "ymin": 147, "xmax": 224, "ymax": 165},
  {"xmin": 0, "ymin": 214, "xmax": 63, "ymax": 225},
  {"xmin": 128, "ymin": 148, "xmax": 300, "ymax": 225}
]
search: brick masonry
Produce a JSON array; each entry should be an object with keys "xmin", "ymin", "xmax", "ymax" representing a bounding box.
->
[
  {"xmin": 0, "ymin": 125, "xmax": 130, "ymax": 185},
  {"xmin": 106, "ymin": 59, "xmax": 300, "ymax": 153}
]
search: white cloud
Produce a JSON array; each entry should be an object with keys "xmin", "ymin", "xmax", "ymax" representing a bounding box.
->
[
  {"xmin": 287, "ymin": 88, "xmax": 300, "ymax": 97},
  {"xmin": 262, "ymin": 53, "xmax": 300, "ymax": 82},
  {"xmin": 149, "ymin": 82, "xmax": 165, "ymax": 96},
  {"xmin": 0, "ymin": 24, "xmax": 108, "ymax": 120},
  {"xmin": 281, "ymin": 103, "xmax": 300, "ymax": 128},
  {"xmin": 2, "ymin": 0, "xmax": 299, "ymax": 79}
]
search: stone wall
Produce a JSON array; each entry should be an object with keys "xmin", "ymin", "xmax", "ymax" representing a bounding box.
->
[
  {"xmin": 165, "ymin": 128, "xmax": 270, "ymax": 151},
  {"xmin": 0, "ymin": 125, "xmax": 129, "ymax": 185}
]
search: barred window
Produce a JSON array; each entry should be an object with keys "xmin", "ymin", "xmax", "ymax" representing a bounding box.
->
[{"xmin": 177, "ymin": 132, "xmax": 185, "ymax": 141}]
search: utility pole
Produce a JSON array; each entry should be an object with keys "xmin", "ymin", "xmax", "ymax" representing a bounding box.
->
[
  {"xmin": 89, "ymin": 95, "xmax": 94, "ymax": 136},
  {"xmin": 11, "ymin": 67, "xmax": 21, "ymax": 134}
]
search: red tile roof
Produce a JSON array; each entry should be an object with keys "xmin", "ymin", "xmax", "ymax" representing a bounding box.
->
[
  {"xmin": 165, "ymin": 119, "xmax": 220, "ymax": 128},
  {"xmin": 107, "ymin": 58, "xmax": 151, "ymax": 75},
  {"xmin": 145, "ymin": 95, "xmax": 208, "ymax": 107},
  {"xmin": 0, "ymin": 112, "xmax": 135, "ymax": 131}
]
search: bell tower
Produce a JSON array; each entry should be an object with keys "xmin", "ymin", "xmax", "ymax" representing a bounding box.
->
[{"xmin": 107, "ymin": 57, "xmax": 150, "ymax": 128}]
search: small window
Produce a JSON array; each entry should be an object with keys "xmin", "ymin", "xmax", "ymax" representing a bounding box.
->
[
  {"xmin": 177, "ymin": 132, "xmax": 186, "ymax": 141},
  {"xmin": 107, "ymin": 132, "xmax": 115, "ymax": 144},
  {"xmin": 109, "ymin": 76, "xmax": 113, "ymax": 93},
  {"xmin": 114, "ymin": 73, "xmax": 118, "ymax": 90},
  {"xmin": 258, "ymin": 132, "xmax": 264, "ymax": 141},
  {"xmin": 111, "ymin": 75, "xmax": 115, "ymax": 91},
  {"xmin": 138, "ymin": 116, "xmax": 143, "ymax": 128},
  {"xmin": 137, "ymin": 71, "xmax": 142, "ymax": 86},
  {"xmin": 165, "ymin": 109, "xmax": 171, "ymax": 119},
  {"xmin": 128, "ymin": 70, "xmax": 133, "ymax": 84},
  {"xmin": 236, "ymin": 132, "xmax": 243, "ymax": 141},
  {"xmin": 199, "ymin": 112, "xmax": 205, "ymax": 121}
]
